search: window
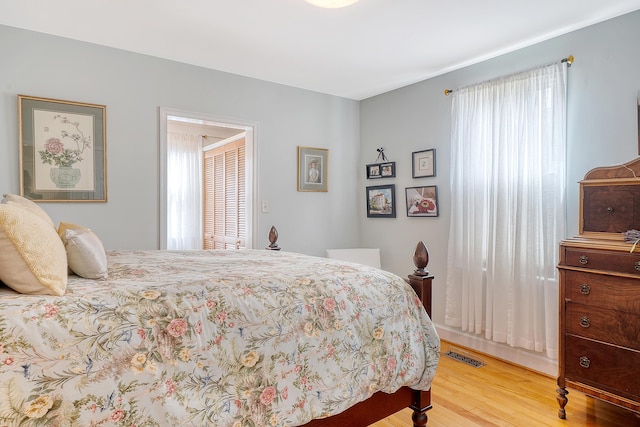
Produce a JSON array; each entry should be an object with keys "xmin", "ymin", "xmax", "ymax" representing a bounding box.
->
[
  {"xmin": 166, "ymin": 131, "xmax": 202, "ymax": 250},
  {"xmin": 445, "ymin": 62, "xmax": 568, "ymax": 359}
]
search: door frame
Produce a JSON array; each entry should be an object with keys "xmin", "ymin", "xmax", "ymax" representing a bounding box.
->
[{"xmin": 159, "ymin": 107, "xmax": 258, "ymax": 249}]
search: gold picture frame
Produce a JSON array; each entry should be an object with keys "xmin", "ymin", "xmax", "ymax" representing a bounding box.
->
[
  {"xmin": 297, "ymin": 146, "xmax": 328, "ymax": 192},
  {"xmin": 18, "ymin": 95, "xmax": 107, "ymax": 202}
]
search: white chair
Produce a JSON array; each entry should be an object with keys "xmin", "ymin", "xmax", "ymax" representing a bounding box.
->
[{"xmin": 325, "ymin": 248, "xmax": 381, "ymax": 269}]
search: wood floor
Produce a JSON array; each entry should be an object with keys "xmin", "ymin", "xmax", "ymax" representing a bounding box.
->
[{"xmin": 372, "ymin": 341, "xmax": 640, "ymax": 426}]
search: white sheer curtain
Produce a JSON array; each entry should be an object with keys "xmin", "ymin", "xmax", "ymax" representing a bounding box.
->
[
  {"xmin": 167, "ymin": 131, "xmax": 202, "ymax": 250},
  {"xmin": 445, "ymin": 62, "xmax": 567, "ymax": 359}
]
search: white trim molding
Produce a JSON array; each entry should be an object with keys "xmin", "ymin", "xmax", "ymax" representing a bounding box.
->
[{"xmin": 435, "ymin": 323, "xmax": 558, "ymax": 377}]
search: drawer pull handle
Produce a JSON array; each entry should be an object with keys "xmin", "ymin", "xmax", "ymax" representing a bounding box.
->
[
  {"xmin": 635, "ymin": 261, "xmax": 640, "ymax": 272},
  {"xmin": 579, "ymin": 356, "xmax": 591, "ymax": 369},
  {"xmin": 606, "ymin": 206, "xmax": 614, "ymax": 213},
  {"xmin": 579, "ymin": 284, "xmax": 591, "ymax": 295},
  {"xmin": 579, "ymin": 316, "xmax": 590, "ymax": 328},
  {"xmin": 579, "ymin": 255, "xmax": 588, "ymax": 265}
]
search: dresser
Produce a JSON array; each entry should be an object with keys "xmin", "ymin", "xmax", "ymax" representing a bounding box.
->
[{"xmin": 557, "ymin": 158, "xmax": 640, "ymax": 419}]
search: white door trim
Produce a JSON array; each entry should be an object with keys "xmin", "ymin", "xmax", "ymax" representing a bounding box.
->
[{"xmin": 159, "ymin": 107, "xmax": 258, "ymax": 249}]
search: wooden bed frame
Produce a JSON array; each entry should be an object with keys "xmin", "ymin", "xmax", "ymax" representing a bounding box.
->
[{"xmin": 267, "ymin": 228, "xmax": 434, "ymax": 427}]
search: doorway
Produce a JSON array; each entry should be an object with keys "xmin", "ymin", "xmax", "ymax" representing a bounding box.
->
[{"xmin": 159, "ymin": 107, "xmax": 256, "ymax": 250}]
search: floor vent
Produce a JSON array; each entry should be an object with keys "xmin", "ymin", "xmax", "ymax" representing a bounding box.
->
[{"xmin": 444, "ymin": 348, "xmax": 485, "ymax": 368}]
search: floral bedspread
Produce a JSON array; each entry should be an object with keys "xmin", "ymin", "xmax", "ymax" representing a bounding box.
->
[{"xmin": 0, "ymin": 250, "xmax": 439, "ymax": 427}]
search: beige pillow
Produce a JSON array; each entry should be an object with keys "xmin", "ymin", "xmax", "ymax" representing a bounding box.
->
[
  {"xmin": 0, "ymin": 204, "xmax": 67, "ymax": 295},
  {"xmin": 2, "ymin": 193, "xmax": 55, "ymax": 229},
  {"xmin": 58, "ymin": 221, "xmax": 108, "ymax": 279}
]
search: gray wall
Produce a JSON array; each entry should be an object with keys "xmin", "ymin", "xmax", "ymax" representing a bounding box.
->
[
  {"xmin": 360, "ymin": 10, "xmax": 640, "ymax": 325},
  {"xmin": 0, "ymin": 25, "xmax": 360, "ymax": 256},
  {"xmin": 2, "ymin": 10, "xmax": 640, "ymax": 325}
]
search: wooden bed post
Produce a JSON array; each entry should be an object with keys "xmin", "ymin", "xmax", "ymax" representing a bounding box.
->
[
  {"xmin": 407, "ymin": 241, "xmax": 433, "ymax": 427},
  {"xmin": 408, "ymin": 241, "xmax": 433, "ymax": 317}
]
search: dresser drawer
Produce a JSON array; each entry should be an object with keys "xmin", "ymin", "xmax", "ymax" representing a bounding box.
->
[
  {"xmin": 564, "ymin": 270, "xmax": 640, "ymax": 312},
  {"xmin": 566, "ymin": 302, "xmax": 640, "ymax": 351},
  {"xmin": 565, "ymin": 335, "xmax": 640, "ymax": 401},
  {"xmin": 582, "ymin": 184, "xmax": 640, "ymax": 234},
  {"xmin": 563, "ymin": 247, "xmax": 640, "ymax": 274}
]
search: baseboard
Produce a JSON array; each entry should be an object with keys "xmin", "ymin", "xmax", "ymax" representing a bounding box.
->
[{"xmin": 435, "ymin": 323, "xmax": 558, "ymax": 377}]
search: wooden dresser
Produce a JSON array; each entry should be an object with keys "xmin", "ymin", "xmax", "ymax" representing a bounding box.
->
[{"xmin": 557, "ymin": 158, "xmax": 640, "ymax": 419}]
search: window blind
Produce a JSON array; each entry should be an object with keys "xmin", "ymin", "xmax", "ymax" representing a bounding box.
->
[{"xmin": 203, "ymin": 139, "xmax": 246, "ymax": 249}]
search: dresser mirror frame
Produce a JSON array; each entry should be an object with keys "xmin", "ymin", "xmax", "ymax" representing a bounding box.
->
[{"xmin": 578, "ymin": 157, "xmax": 640, "ymax": 241}]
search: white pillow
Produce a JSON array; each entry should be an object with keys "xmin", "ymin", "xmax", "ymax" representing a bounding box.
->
[
  {"xmin": 0, "ymin": 204, "xmax": 67, "ymax": 295},
  {"xmin": 2, "ymin": 193, "xmax": 55, "ymax": 229},
  {"xmin": 58, "ymin": 222, "xmax": 108, "ymax": 279}
]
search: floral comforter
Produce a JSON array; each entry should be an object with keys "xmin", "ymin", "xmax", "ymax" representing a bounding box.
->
[{"xmin": 0, "ymin": 250, "xmax": 439, "ymax": 427}]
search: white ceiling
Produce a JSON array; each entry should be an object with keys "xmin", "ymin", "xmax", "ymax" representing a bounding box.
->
[{"xmin": 2, "ymin": 0, "xmax": 640, "ymax": 100}]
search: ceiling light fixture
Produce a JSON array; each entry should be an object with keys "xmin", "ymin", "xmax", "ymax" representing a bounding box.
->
[{"xmin": 304, "ymin": 0, "xmax": 359, "ymax": 8}]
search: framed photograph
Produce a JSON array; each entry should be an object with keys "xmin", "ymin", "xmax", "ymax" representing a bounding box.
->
[
  {"xmin": 18, "ymin": 95, "xmax": 107, "ymax": 202},
  {"xmin": 412, "ymin": 149, "xmax": 436, "ymax": 178},
  {"xmin": 366, "ymin": 161, "xmax": 395, "ymax": 179},
  {"xmin": 298, "ymin": 146, "xmax": 328, "ymax": 192},
  {"xmin": 366, "ymin": 184, "xmax": 396, "ymax": 218},
  {"xmin": 406, "ymin": 185, "xmax": 438, "ymax": 217},
  {"xmin": 366, "ymin": 163, "xmax": 381, "ymax": 178}
]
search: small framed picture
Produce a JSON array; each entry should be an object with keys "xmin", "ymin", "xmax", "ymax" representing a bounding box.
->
[
  {"xmin": 366, "ymin": 161, "xmax": 395, "ymax": 179},
  {"xmin": 366, "ymin": 163, "xmax": 381, "ymax": 178},
  {"xmin": 366, "ymin": 184, "xmax": 396, "ymax": 218},
  {"xmin": 406, "ymin": 185, "xmax": 438, "ymax": 217},
  {"xmin": 298, "ymin": 146, "xmax": 328, "ymax": 192},
  {"xmin": 412, "ymin": 149, "xmax": 436, "ymax": 178}
]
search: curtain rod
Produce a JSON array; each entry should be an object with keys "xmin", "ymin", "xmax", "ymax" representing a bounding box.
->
[{"xmin": 443, "ymin": 54, "xmax": 574, "ymax": 96}]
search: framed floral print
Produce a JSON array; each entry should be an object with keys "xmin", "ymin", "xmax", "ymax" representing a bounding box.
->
[{"xmin": 18, "ymin": 95, "xmax": 107, "ymax": 202}]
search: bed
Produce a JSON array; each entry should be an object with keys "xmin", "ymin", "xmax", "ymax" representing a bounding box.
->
[{"xmin": 0, "ymin": 195, "xmax": 439, "ymax": 427}]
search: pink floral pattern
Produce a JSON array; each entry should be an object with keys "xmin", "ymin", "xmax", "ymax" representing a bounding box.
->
[
  {"xmin": 44, "ymin": 137, "xmax": 64, "ymax": 154},
  {"xmin": 0, "ymin": 250, "xmax": 439, "ymax": 426}
]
